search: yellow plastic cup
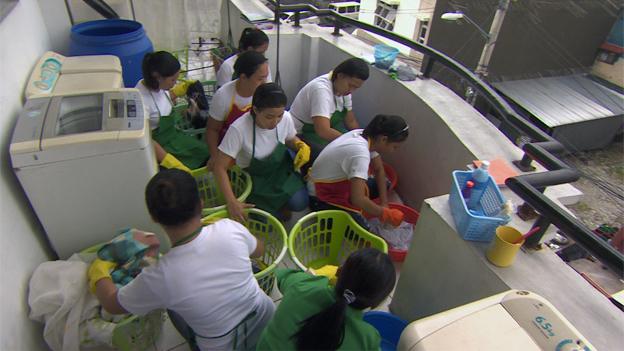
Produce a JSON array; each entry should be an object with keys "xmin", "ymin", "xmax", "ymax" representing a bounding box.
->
[{"xmin": 486, "ymin": 226, "xmax": 524, "ymax": 267}]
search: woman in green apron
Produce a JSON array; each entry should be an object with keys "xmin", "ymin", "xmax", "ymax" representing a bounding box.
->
[
  {"xmin": 289, "ymin": 57, "xmax": 370, "ymax": 159},
  {"xmin": 213, "ymin": 83, "xmax": 311, "ymax": 222},
  {"xmin": 136, "ymin": 51, "xmax": 209, "ymax": 171}
]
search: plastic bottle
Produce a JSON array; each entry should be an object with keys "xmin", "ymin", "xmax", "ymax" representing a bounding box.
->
[
  {"xmin": 462, "ymin": 180, "xmax": 474, "ymax": 203},
  {"xmin": 467, "ymin": 161, "xmax": 490, "ymax": 211}
]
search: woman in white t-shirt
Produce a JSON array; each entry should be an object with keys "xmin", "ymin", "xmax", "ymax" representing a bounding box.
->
[
  {"xmin": 136, "ymin": 51, "xmax": 209, "ymax": 170},
  {"xmin": 206, "ymin": 51, "xmax": 269, "ymax": 169},
  {"xmin": 308, "ymin": 114, "xmax": 409, "ymax": 228},
  {"xmin": 88, "ymin": 169, "xmax": 275, "ymax": 351},
  {"xmin": 289, "ymin": 58, "xmax": 370, "ymax": 158},
  {"xmin": 213, "ymin": 83, "xmax": 310, "ymax": 222},
  {"xmin": 216, "ymin": 27, "xmax": 273, "ymax": 88}
]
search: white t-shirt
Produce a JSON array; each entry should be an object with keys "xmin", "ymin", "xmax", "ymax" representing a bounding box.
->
[
  {"xmin": 308, "ymin": 129, "xmax": 379, "ymax": 196},
  {"xmin": 208, "ymin": 80, "xmax": 253, "ymax": 122},
  {"xmin": 219, "ymin": 111, "xmax": 297, "ymax": 168},
  {"xmin": 117, "ymin": 219, "xmax": 263, "ymax": 349},
  {"xmin": 289, "ymin": 73, "xmax": 353, "ymax": 132},
  {"xmin": 216, "ymin": 54, "xmax": 273, "ymax": 88},
  {"xmin": 135, "ymin": 79, "xmax": 173, "ymax": 130}
]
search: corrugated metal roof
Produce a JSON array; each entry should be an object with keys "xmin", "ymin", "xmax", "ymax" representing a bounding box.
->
[{"xmin": 493, "ymin": 75, "xmax": 624, "ymax": 127}]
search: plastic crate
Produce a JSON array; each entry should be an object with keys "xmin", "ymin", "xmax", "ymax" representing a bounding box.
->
[
  {"xmin": 202, "ymin": 209, "xmax": 287, "ymax": 295},
  {"xmin": 449, "ymin": 171, "xmax": 509, "ymax": 242},
  {"xmin": 191, "ymin": 166, "xmax": 252, "ymax": 216},
  {"xmin": 79, "ymin": 244, "xmax": 163, "ymax": 351},
  {"xmin": 288, "ymin": 210, "xmax": 388, "ymax": 271},
  {"xmin": 173, "ymin": 80, "xmax": 217, "ymax": 136}
]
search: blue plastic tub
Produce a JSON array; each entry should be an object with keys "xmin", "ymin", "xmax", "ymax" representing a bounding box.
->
[
  {"xmin": 69, "ymin": 19, "xmax": 153, "ymax": 87},
  {"xmin": 374, "ymin": 44, "xmax": 399, "ymax": 69},
  {"xmin": 363, "ymin": 311, "xmax": 408, "ymax": 351},
  {"xmin": 449, "ymin": 171, "xmax": 509, "ymax": 242}
]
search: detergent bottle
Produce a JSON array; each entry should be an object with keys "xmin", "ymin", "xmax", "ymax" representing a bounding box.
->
[{"xmin": 467, "ymin": 161, "xmax": 490, "ymax": 212}]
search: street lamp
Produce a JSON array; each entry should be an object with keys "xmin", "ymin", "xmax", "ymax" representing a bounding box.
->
[{"xmin": 441, "ymin": 0, "xmax": 510, "ymax": 79}]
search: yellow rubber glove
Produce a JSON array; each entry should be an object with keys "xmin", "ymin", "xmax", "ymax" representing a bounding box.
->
[
  {"xmin": 160, "ymin": 153, "xmax": 192, "ymax": 173},
  {"xmin": 171, "ymin": 79, "xmax": 196, "ymax": 98},
  {"xmin": 293, "ymin": 140, "xmax": 311, "ymax": 172},
  {"xmin": 312, "ymin": 265, "xmax": 338, "ymax": 285},
  {"xmin": 88, "ymin": 259, "xmax": 117, "ymax": 294}
]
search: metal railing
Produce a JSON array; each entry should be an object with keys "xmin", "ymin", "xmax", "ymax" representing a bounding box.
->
[{"xmin": 263, "ymin": 1, "xmax": 623, "ymax": 276}]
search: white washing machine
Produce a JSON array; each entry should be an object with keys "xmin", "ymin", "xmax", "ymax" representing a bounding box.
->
[
  {"xmin": 398, "ymin": 290, "xmax": 594, "ymax": 351},
  {"xmin": 11, "ymin": 82, "xmax": 161, "ymax": 258}
]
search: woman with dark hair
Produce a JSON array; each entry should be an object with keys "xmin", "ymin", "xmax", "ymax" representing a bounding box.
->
[
  {"xmin": 308, "ymin": 114, "xmax": 409, "ymax": 228},
  {"xmin": 206, "ymin": 51, "xmax": 270, "ymax": 169},
  {"xmin": 213, "ymin": 83, "xmax": 310, "ymax": 222},
  {"xmin": 256, "ymin": 248, "xmax": 396, "ymax": 350},
  {"xmin": 216, "ymin": 27, "xmax": 272, "ymax": 87},
  {"xmin": 136, "ymin": 51, "xmax": 209, "ymax": 171},
  {"xmin": 290, "ymin": 57, "xmax": 370, "ymax": 157}
]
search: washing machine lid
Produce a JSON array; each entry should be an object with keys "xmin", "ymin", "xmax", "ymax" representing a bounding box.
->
[
  {"xmin": 51, "ymin": 72, "xmax": 123, "ymax": 96},
  {"xmin": 408, "ymin": 304, "xmax": 540, "ymax": 351},
  {"xmin": 61, "ymin": 54, "xmax": 122, "ymax": 74},
  {"xmin": 25, "ymin": 51, "xmax": 123, "ymax": 99}
]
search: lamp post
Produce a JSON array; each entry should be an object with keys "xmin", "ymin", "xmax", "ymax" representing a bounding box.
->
[{"xmin": 441, "ymin": 0, "xmax": 511, "ymax": 79}]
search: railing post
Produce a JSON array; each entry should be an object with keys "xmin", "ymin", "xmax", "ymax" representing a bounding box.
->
[
  {"xmin": 292, "ymin": 11, "xmax": 301, "ymax": 28},
  {"xmin": 523, "ymin": 216, "xmax": 551, "ymax": 249},
  {"xmin": 421, "ymin": 56, "xmax": 435, "ymax": 78},
  {"xmin": 332, "ymin": 18, "xmax": 341, "ymax": 36},
  {"xmin": 513, "ymin": 153, "xmax": 537, "ymax": 172}
]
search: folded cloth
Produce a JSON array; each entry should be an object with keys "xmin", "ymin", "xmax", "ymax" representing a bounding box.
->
[{"xmin": 97, "ymin": 228, "xmax": 160, "ymax": 288}]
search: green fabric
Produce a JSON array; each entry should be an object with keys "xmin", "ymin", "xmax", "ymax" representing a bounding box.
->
[
  {"xmin": 151, "ymin": 108, "xmax": 210, "ymax": 170},
  {"xmin": 256, "ymin": 269, "xmax": 381, "ymax": 351},
  {"xmin": 300, "ymin": 107, "xmax": 348, "ymax": 147},
  {"xmin": 245, "ymin": 122, "xmax": 304, "ymax": 215}
]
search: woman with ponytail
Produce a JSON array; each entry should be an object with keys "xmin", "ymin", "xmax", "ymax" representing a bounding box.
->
[
  {"xmin": 308, "ymin": 114, "xmax": 409, "ymax": 229},
  {"xmin": 257, "ymin": 248, "xmax": 396, "ymax": 350},
  {"xmin": 216, "ymin": 27, "xmax": 272, "ymax": 87},
  {"xmin": 137, "ymin": 51, "xmax": 209, "ymax": 171},
  {"xmin": 213, "ymin": 83, "xmax": 310, "ymax": 222}
]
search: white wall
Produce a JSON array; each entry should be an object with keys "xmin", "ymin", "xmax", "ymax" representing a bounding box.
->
[{"xmin": 0, "ymin": 0, "xmax": 56, "ymax": 349}]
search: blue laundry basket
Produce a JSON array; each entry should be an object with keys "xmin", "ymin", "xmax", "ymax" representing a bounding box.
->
[
  {"xmin": 69, "ymin": 19, "xmax": 153, "ymax": 87},
  {"xmin": 363, "ymin": 311, "xmax": 408, "ymax": 351}
]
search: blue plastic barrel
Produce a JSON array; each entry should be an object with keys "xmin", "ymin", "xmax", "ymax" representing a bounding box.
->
[
  {"xmin": 69, "ymin": 19, "xmax": 153, "ymax": 87},
  {"xmin": 363, "ymin": 311, "xmax": 408, "ymax": 351}
]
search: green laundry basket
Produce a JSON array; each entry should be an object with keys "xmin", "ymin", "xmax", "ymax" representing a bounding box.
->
[
  {"xmin": 79, "ymin": 244, "xmax": 163, "ymax": 351},
  {"xmin": 202, "ymin": 209, "xmax": 288, "ymax": 295},
  {"xmin": 288, "ymin": 210, "xmax": 388, "ymax": 271},
  {"xmin": 191, "ymin": 166, "xmax": 252, "ymax": 216}
]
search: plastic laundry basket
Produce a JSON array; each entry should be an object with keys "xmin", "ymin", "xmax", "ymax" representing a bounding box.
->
[
  {"xmin": 289, "ymin": 210, "xmax": 388, "ymax": 271},
  {"xmin": 202, "ymin": 209, "xmax": 288, "ymax": 294},
  {"xmin": 172, "ymin": 80, "xmax": 217, "ymax": 136},
  {"xmin": 79, "ymin": 244, "xmax": 163, "ymax": 351},
  {"xmin": 449, "ymin": 171, "xmax": 509, "ymax": 242},
  {"xmin": 191, "ymin": 166, "xmax": 252, "ymax": 216}
]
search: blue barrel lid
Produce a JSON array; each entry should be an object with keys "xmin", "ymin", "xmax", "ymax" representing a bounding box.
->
[{"xmin": 70, "ymin": 19, "xmax": 146, "ymax": 45}]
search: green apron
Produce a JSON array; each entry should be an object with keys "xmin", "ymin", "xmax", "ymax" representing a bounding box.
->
[
  {"xmin": 245, "ymin": 119, "xmax": 305, "ymax": 215},
  {"xmin": 150, "ymin": 92, "xmax": 210, "ymax": 170},
  {"xmin": 300, "ymin": 96, "xmax": 349, "ymax": 147}
]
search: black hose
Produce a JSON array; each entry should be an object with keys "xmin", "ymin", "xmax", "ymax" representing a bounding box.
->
[{"xmin": 82, "ymin": 0, "xmax": 119, "ymax": 19}]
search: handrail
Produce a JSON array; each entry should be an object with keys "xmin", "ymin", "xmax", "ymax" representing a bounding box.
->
[{"xmin": 262, "ymin": 1, "xmax": 624, "ymax": 276}]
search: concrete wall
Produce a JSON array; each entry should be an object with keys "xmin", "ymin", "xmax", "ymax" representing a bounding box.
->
[
  {"xmin": 0, "ymin": 1, "xmax": 57, "ymax": 349},
  {"xmin": 427, "ymin": 0, "xmax": 618, "ymax": 81}
]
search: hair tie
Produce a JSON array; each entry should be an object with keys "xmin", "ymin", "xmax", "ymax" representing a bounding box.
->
[{"xmin": 343, "ymin": 289, "xmax": 356, "ymax": 305}]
